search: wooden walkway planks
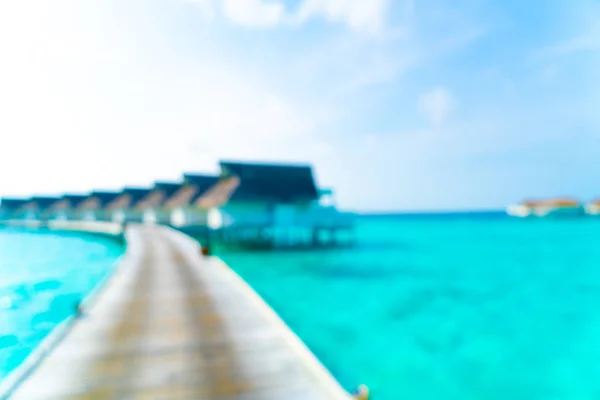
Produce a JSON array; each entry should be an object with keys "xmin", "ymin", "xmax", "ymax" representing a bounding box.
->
[{"xmin": 3, "ymin": 225, "xmax": 351, "ymax": 399}]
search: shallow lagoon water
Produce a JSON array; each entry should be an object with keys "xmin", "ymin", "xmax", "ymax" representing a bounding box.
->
[
  {"xmin": 221, "ymin": 214, "xmax": 600, "ymax": 400},
  {"xmin": 3, "ymin": 216, "xmax": 600, "ymax": 399},
  {"xmin": 0, "ymin": 228, "xmax": 123, "ymax": 381}
]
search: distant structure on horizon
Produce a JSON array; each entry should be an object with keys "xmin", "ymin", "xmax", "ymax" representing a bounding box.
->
[
  {"xmin": 585, "ymin": 199, "xmax": 600, "ymax": 216},
  {"xmin": 0, "ymin": 161, "xmax": 354, "ymax": 249},
  {"xmin": 506, "ymin": 198, "xmax": 587, "ymax": 217}
]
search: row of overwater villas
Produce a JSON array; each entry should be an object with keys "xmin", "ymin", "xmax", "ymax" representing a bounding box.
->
[
  {"xmin": 506, "ymin": 198, "xmax": 600, "ymax": 217},
  {"xmin": 0, "ymin": 162, "xmax": 353, "ymax": 237}
]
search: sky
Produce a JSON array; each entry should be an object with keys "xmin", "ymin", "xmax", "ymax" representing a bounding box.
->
[{"xmin": 0, "ymin": 0, "xmax": 598, "ymax": 212}]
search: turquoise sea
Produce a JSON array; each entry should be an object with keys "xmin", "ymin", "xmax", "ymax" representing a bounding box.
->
[
  {"xmin": 0, "ymin": 228, "xmax": 123, "ymax": 381},
  {"xmin": 221, "ymin": 214, "xmax": 600, "ymax": 400},
  {"xmin": 3, "ymin": 215, "xmax": 600, "ymax": 399}
]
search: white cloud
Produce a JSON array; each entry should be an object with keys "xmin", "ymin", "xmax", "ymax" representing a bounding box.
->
[
  {"xmin": 221, "ymin": 0, "xmax": 285, "ymax": 28},
  {"xmin": 0, "ymin": 0, "xmax": 493, "ymax": 211},
  {"xmin": 296, "ymin": 0, "xmax": 389, "ymax": 34},
  {"xmin": 0, "ymin": 0, "xmax": 332, "ymax": 198},
  {"xmin": 418, "ymin": 87, "xmax": 455, "ymax": 126},
  {"xmin": 183, "ymin": 0, "xmax": 390, "ymax": 34}
]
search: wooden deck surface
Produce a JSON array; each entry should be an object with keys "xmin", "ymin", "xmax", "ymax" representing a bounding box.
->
[{"xmin": 2, "ymin": 225, "xmax": 350, "ymax": 399}]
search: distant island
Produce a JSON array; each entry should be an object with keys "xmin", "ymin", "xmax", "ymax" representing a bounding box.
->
[{"xmin": 506, "ymin": 198, "xmax": 600, "ymax": 217}]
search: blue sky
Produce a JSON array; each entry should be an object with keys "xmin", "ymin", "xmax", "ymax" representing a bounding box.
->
[{"xmin": 0, "ymin": 0, "xmax": 598, "ymax": 211}]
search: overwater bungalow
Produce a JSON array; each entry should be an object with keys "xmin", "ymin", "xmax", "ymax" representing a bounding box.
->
[
  {"xmin": 0, "ymin": 161, "xmax": 353, "ymax": 248},
  {"xmin": 138, "ymin": 182, "xmax": 183, "ymax": 225},
  {"xmin": 212, "ymin": 161, "xmax": 354, "ymax": 248},
  {"xmin": 507, "ymin": 198, "xmax": 584, "ymax": 217},
  {"xmin": 163, "ymin": 174, "xmax": 220, "ymax": 227},
  {"xmin": 0, "ymin": 198, "xmax": 29, "ymax": 221},
  {"xmin": 46, "ymin": 194, "xmax": 90, "ymax": 221},
  {"xmin": 217, "ymin": 161, "xmax": 320, "ymax": 227},
  {"xmin": 18, "ymin": 196, "xmax": 61, "ymax": 221},
  {"xmin": 104, "ymin": 188, "xmax": 153, "ymax": 223},
  {"xmin": 75, "ymin": 191, "xmax": 121, "ymax": 221}
]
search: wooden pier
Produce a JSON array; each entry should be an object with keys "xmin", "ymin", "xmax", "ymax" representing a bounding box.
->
[{"xmin": 0, "ymin": 224, "xmax": 351, "ymax": 399}]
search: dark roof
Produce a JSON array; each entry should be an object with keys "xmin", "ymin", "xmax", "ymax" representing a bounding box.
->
[
  {"xmin": 219, "ymin": 161, "xmax": 319, "ymax": 203},
  {"xmin": 182, "ymin": 174, "xmax": 219, "ymax": 202},
  {"xmin": 90, "ymin": 191, "xmax": 121, "ymax": 206},
  {"xmin": 122, "ymin": 187, "xmax": 153, "ymax": 206},
  {"xmin": 154, "ymin": 182, "xmax": 183, "ymax": 198},
  {"xmin": 0, "ymin": 198, "xmax": 29, "ymax": 210},
  {"xmin": 62, "ymin": 194, "xmax": 90, "ymax": 208},
  {"xmin": 30, "ymin": 196, "xmax": 60, "ymax": 209}
]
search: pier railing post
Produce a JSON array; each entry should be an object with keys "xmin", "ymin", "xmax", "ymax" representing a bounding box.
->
[
  {"xmin": 353, "ymin": 384, "xmax": 370, "ymax": 400},
  {"xmin": 202, "ymin": 228, "xmax": 211, "ymax": 257}
]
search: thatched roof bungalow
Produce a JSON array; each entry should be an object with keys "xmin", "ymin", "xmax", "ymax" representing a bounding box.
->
[
  {"xmin": 220, "ymin": 161, "xmax": 319, "ymax": 204},
  {"xmin": 138, "ymin": 182, "xmax": 183, "ymax": 225},
  {"xmin": 19, "ymin": 196, "xmax": 61, "ymax": 220},
  {"xmin": 163, "ymin": 174, "xmax": 220, "ymax": 227},
  {"xmin": 105, "ymin": 188, "xmax": 153, "ymax": 223},
  {"xmin": 0, "ymin": 198, "xmax": 29, "ymax": 220},
  {"xmin": 216, "ymin": 161, "xmax": 321, "ymax": 227},
  {"xmin": 76, "ymin": 191, "xmax": 121, "ymax": 221},
  {"xmin": 46, "ymin": 194, "xmax": 90, "ymax": 220}
]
